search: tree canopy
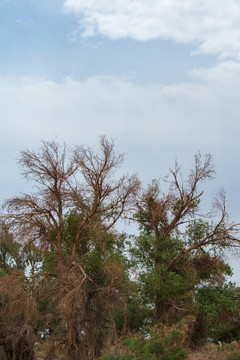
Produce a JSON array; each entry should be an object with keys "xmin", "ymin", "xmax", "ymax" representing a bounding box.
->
[{"xmin": 1, "ymin": 137, "xmax": 240, "ymax": 360}]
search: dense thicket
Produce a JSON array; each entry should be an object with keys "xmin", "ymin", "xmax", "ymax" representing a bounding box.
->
[{"xmin": 1, "ymin": 137, "xmax": 240, "ymax": 360}]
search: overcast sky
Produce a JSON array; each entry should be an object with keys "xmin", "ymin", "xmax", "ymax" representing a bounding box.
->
[{"xmin": 1, "ymin": 0, "xmax": 240, "ymax": 280}]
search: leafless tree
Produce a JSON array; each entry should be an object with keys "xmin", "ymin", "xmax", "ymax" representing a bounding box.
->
[
  {"xmin": 4, "ymin": 136, "xmax": 139, "ymax": 262},
  {"xmin": 71, "ymin": 136, "xmax": 139, "ymax": 257},
  {"xmin": 4, "ymin": 140, "xmax": 78, "ymax": 262}
]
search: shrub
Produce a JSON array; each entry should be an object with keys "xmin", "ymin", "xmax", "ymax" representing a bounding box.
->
[{"xmin": 100, "ymin": 324, "xmax": 188, "ymax": 360}]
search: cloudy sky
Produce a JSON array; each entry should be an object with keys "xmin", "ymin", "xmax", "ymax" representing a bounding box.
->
[{"xmin": 1, "ymin": 0, "xmax": 240, "ymax": 279}]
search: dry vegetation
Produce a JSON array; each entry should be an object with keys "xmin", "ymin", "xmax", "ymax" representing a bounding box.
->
[
  {"xmin": 1, "ymin": 137, "xmax": 240, "ymax": 359},
  {"xmin": 189, "ymin": 342, "xmax": 240, "ymax": 360}
]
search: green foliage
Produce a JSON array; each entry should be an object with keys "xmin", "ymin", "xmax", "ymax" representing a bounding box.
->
[
  {"xmin": 195, "ymin": 283, "xmax": 240, "ymax": 342},
  {"xmin": 185, "ymin": 219, "xmax": 210, "ymax": 247},
  {"xmin": 3, "ymin": 144, "xmax": 240, "ymax": 359},
  {"xmin": 114, "ymin": 293, "xmax": 147, "ymax": 334},
  {"xmin": 0, "ymin": 221, "xmax": 24, "ymax": 273},
  {"xmin": 222, "ymin": 342, "xmax": 240, "ymax": 360},
  {"xmin": 227, "ymin": 353, "xmax": 240, "ymax": 360},
  {"xmin": 101, "ymin": 325, "xmax": 188, "ymax": 360},
  {"xmin": 131, "ymin": 212, "xmax": 235, "ymax": 327},
  {"xmin": 41, "ymin": 245, "xmax": 58, "ymax": 272}
]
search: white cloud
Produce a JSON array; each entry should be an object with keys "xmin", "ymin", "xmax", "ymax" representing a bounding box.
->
[
  {"xmin": 64, "ymin": 0, "xmax": 240, "ymax": 59},
  {"xmin": 0, "ymin": 62, "xmax": 240, "ymax": 182},
  {"xmin": 1, "ymin": 62, "xmax": 240, "ymax": 152},
  {"xmin": 16, "ymin": 19, "xmax": 36, "ymax": 26}
]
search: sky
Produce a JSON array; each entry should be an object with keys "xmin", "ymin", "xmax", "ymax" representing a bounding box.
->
[{"xmin": 1, "ymin": 0, "xmax": 240, "ymax": 280}]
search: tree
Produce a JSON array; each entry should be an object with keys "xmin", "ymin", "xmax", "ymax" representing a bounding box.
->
[
  {"xmin": 3, "ymin": 136, "xmax": 139, "ymax": 359},
  {"xmin": 2, "ymin": 142, "xmax": 240, "ymax": 358},
  {"xmin": 132, "ymin": 153, "xmax": 240, "ymax": 324},
  {"xmin": 0, "ymin": 220, "xmax": 24, "ymax": 275},
  {"xmin": 194, "ymin": 282, "xmax": 240, "ymax": 343},
  {"xmin": 5, "ymin": 136, "xmax": 139, "ymax": 263}
]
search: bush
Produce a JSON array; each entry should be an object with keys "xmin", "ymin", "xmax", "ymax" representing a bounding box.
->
[
  {"xmin": 100, "ymin": 324, "xmax": 188, "ymax": 360},
  {"xmin": 223, "ymin": 342, "xmax": 240, "ymax": 360}
]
